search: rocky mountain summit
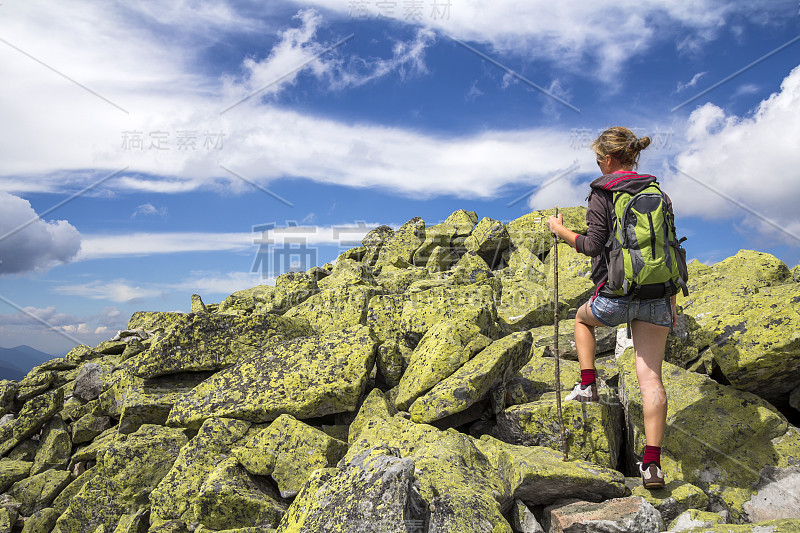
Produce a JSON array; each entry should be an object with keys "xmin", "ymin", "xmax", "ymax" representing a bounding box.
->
[{"xmin": 1, "ymin": 208, "xmax": 799, "ymax": 533}]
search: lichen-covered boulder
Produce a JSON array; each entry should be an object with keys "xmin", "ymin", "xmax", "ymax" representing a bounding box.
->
[
  {"xmin": 63, "ymin": 345, "xmax": 101, "ymax": 366},
  {"xmin": 234, "ymin": 414, "xmax": 348, "ymax": 498},
  {"xmin": 0, "ymin": 381, "xmax": 17, "ymax": 417},
  {"xmin": 374, "ymin": 217, "xmax": 425, "ymax": 270},
  {"xmin": 21, "ymin": 507, "xmax": 61, "ymax": 533},
  {"xmin": 16, "ymin": 371, "xmax": 56, "ymax": 402},
  {"xmin": 31, "ymin": 415, "xmax": 71, "ymax": 475},
  {"xmin": 678, "ymin": 250, "xmax": 799, "ymax": 405},
  {"xmin": 118, "ymin": 372, "xmax": 213, "ymax": 434},
  {"xmin": 496, "ymin": 386, "xmax": 623, "ymax": 469},
  {"xmin": 667, "ymin": 509, "xmax": 726, "ymax": 531},
  {"xmin": 276, "ymin": 446, "xmax": 427, "ymax": 532},
  {"xmin": 283, "ymin": 284, "xmax": 380, "ymax": 334},
  {"xmin": 193, "ymin": 457, "xmax": 287, "ymax": 530},
  {"xmin": 496, "ymin": 276, "xmax": 554, "ymax": 332},
  {"xmin": 0, "ymin": 507, "xmax": 18, "ymax": 532},
  {"xmin": 412, "ymin": 222, "xmax": 458, "ymax": 266},
  {"xmin": 463, "ymin": 216, "xmax": 510, "ymax": 269},
  {"xmin": 0, "ymin": 388, "xmax": 63, "ymax": 456},
  {"xmin": 54, "ymin": 424, "xmax": 188, "ymax": 533},
  {"xmin": 510, "ymin": 499, "xmax": 545, "ymax": 533},
  {"xmin": 217, "ymin": 285, "xmax": 276, "ymax": 315},
  {"xmin": 408, "ymin": 331, "xmax": 532, "ymax": 424},
  {"xmin": 373, "ymin": 266, "xmax": 429, "ymax": 294},
  {"xmin": 544, "ymin": 242, "xmax": 595, "ymax": 309},
  {"xmin": 449, "ymin": 250, "xmax": 494, "ymax": 286},
  {"xmin": 506, "ymin": 207, "xmax": 588, "ymax": 259},
  {"xmin": 127, "ymin": 312, "xmax": 313, "ymax": 379},
  {"xmin": 375, "ymin": 340, "xmax": 406, "ymax": 387},
  {"xmin": 317, "ymin": 258, "xmax": 377, "ymax": 289},
  {"xmin": 625, "ymin": 478, "xmax": 709, "ymax": 523},
  {"xmin": 527, "ymin": 319, "xmax": 617, "ymax": 360},
  {"xmin": 52, "ymin": 468, "xmax": 98, "ymax": 514},
  {"xmin": 0, "ymin": 460, "xmax": 32, "ymax": 493},
  {"xmin": 443, "ymin": 209, "xmax": 478, "ymax": 235},
  {"xmin": 151, "ymin": 417, "xmax": 251, "ymax": 523},
  {"xmin": 398, "ymin": 282, "xmax": 499, "ymax": 341},
  {"xmin": 545, "ymin": 496, "xmax": 664, "ymax": 533},
  {"xmin": 361, "ymin": 224, "xmax": 394, "ymax": 265},
  {"xmin": 71, "ymin": 413, "xmax": 111, "ymax": 444},
  {"xmin": 349, "ymin": 390, "xmax": 627, "ymax": 522},
  {"xmin": 394, "ymin": 319, "xmax": 487, "ymax": 410},
  {"xmin": 166, "ymin": 325, "xmax": 377, "ymax": 428},
  {"xmin": 8, "ymin": 469, "xmax": 71, "ymax": 516},
  {"xmin": 126, "ymin": 311, "xmax": 185, "ymax": 332},
  {"xmin": 618, "ymin": 346, "xmax": 800, "ymax": 521}
]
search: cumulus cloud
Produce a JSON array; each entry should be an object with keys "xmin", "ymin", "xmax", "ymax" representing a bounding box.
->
[
  {"xmin": 666, "ymin": 64, "xmax": 800, "ymax": 246},
  {"xmin": 0, "ymin": 192, "xmax": 81, "ymax": 274}
]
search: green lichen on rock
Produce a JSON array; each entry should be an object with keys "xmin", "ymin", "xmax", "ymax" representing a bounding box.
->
[
  {"xmin": 626, "ymin": 478, "xmax": 709, "ymax": 523},
  {"xmin": 463, "ymin": 216, "xmax": 510, "ymax": 269},
  {"xmin": 166, "ymin": 325, "xmax": 377, "ymax": 428},
  {"xmin": 374, "ymin": 217, "xmax": 425, "ymax": 270},
  {"xmin": 7, "ymin": 469, "xmax": 71, "ymax": 516},
  {"xmin": 412, "ymin": 222, "xmax": 458, "ymax": 267},
  {"xmin": 283, "ymin": 284, "xmax": 380, "ymax": 334},
  {"xmin": 667, "ymin": 508, "xmax": 726, "ymax": 531},
  {"xmin": 217, "ymin": 285, "xmax": 276, "ymax": 315},
  {"xmin": 398, "ymin": 282, "xmax": 499, "ymax": 340},
  {"xmin": 394, "ymin": 319, "xmax": 486, "ymax": 410},
  {"xmin": 496, "ymin": 275, "xmax": 555, "ymax": 332},
  {"xmin": 277, "ymin": 446, "xmax": 426, "ymax": 533},
  {"xmin": 408, "ymin": 331, "xmax": 532, "ymax": 423},
  {"xmin": 373, "ymin": 266, "xmax": 429, "ymax": 295},
  {"xmin": 151, "ymin": 418, "xmax": 252, "ymax": 523},
  {"xmin": 71, "ymin": 413, "xmax": 111, "ymax": 444},
  {"xmin": 118, "ymin": 372, "xmax": 214, "ymax": 434},
  {"xmin": 52, "ymin": 468, "xmax": 99, "ymax": 513},
  {"xmin": 678, "ymin": 519, "xmax": 800, "ymax": 532},
  {"xmin": 506, "ymin": 207, "xmax": 588, "ymax": 259},
  {"xmin": 31, "ymin": 415, "xmax": 71, "ymax": 475},
  {"xmin": 496, "ymin": 386, "xmax": 623, "ymax": 468},
  {"xmin": 21, "ymin": 507, "xmax": 61, "ymax": 533},
  {"xmin": 233, "ymin": 414, "xmax": 348, "ymax": 498},
  {"xmin": 317, "ymin": 258, "xmax": 377, "ymax": 289},
  {"xmin": 618, "ymin": 346, "xmax": 797, "ymax": 520},
  {"xmin": 677, "ymin": 250, "xmax": 800, "ymax": 403},
  {"xmin": 55, "ymin": 424, "xmax": 187, "ymax": 533},
  {"xmin": 193, "ymin": 457, "xmax": 287, "ymax": 530},
  {"xmin": 544, "ymin": 242, "xmax": 595, "ymax": 311},
  {"xmin": 0, "ymin": 460, "xmax": 32, "ymax": 493},
  {"xmin": 0, "ymin": 388, "xmax": 63, "ymax": 456},
  {"xmin": 127, "ymin": 312, "xmax": 313, "ymax": 379}
]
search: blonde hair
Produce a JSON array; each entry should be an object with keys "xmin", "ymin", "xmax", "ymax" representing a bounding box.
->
[{"xmin": 591, "ymin": 127, "xmax": 651, "ymax": 169}]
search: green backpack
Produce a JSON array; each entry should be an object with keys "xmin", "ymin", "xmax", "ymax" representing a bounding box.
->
[{"xmin": 605, "ymin": 182, "xmax": 689, "ymax": 303}]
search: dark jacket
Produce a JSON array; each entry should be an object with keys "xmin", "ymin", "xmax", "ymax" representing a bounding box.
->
[{"xmin": 575, "ymin": 171, "xmax": 674, "ymax": 292}]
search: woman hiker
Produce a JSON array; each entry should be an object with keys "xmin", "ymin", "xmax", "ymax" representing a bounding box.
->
[{"xmin": 547, "ymin": 126, "xmax": 678, "ymax": 490}]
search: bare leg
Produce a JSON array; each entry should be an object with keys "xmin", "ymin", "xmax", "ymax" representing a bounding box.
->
[
  {"xmin": 630, "ymin": 319, "xmax": 670, "ymax": 447},
  {"xmin": 574, "ymin": 301, "xmax": 605, "ymax": 371}
]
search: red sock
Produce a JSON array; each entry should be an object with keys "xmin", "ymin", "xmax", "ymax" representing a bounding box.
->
[
  {"xmin": 643, "ymin": 445, "xmax": 661, "ymax": 466},
  {"xmin": 580, "ymin": 369, "xmax": 596, "ymax": 388}
]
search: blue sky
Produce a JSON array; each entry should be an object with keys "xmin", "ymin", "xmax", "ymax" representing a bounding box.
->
[{"xmin": 1, "ymin": 0, "xmax": 799, "ymax": 355}]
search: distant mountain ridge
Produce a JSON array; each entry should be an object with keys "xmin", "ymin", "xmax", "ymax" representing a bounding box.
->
[{"xmin": 0, "ymin": 345, "xmax": 54, "ymax": 380}]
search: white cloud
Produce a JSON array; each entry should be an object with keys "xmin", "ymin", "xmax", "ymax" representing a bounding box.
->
[
  {"xmin": 667, "ymin": 64, "xmax": 800, "ymax": 246},
  {"xmin": 0, "ymin": 192, "xmax": 82, "ymax": 274},
  {"xmin": 677, "ymin": 72, "xmax": 707, "ymax": 93},
  {"xmin": 53, "ymin": 280, "xmax": 165, "ymax": 302},
  {"xmin": 296, "ymin": 0, "xmax": 786, "ymax": 76},
  {"xmin": 75, "ymin": 223, "xmax": 380, "ymax": 261},
  {"xmin": 132, "ymin": 203, "xmax": 168, "ymax": 217}
]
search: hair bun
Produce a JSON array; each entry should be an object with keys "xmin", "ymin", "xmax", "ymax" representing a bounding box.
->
[{"xmin": 635, "ymin": 137, "xmax": 651, "ymax": 151}]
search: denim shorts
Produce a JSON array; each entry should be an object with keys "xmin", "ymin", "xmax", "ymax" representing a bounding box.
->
[{"xmin": 589, "ymin": 294, "xmax": 672, "ymax": 328}]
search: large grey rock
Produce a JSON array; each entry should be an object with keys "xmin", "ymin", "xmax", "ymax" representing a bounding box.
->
[
  {"xmin": 545, "ymin": 496, "xmax": 664, "ymax": 533},
  {"xmin": 166, "ymin": 325, "xmax": 377, "ymax": 428},
  {"xmin": 276, "ymin": 446, "xmax": 427, "ymax": 532},
  {"xmin": 743, "ymin": 466, "xmax": 800, "ymax": 521}
]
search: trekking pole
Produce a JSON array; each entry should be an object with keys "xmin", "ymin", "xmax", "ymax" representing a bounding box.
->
[{"xmin": 553, "ymin": 206, "xmax": 568, "ymax": 461}]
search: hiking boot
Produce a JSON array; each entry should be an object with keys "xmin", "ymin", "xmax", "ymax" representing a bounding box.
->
[
  {"xmin": 638, "ymin": 462, "xmax": 665, "ymax": 489},
  {"xmin": 564, "ymin": 382, "xmax": 599, "ymax": 403}
]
